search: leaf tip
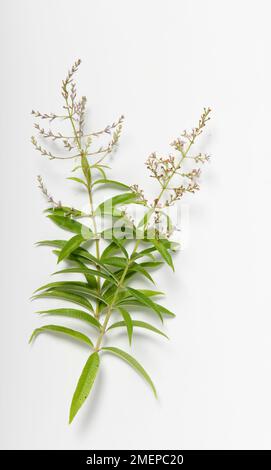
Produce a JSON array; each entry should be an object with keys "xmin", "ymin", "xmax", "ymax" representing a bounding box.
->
[{"xmin": 68, "ymin": 410, "xmax": 75, "ymax": 425}]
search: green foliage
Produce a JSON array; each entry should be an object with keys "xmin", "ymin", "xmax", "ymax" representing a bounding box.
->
[
  {"xmin": 102, "ymin": 347, "xmax": 157, "ymax": 397},
  {"xmin": 37, "ymin": 308, "xmax": 101, "ymax": 330},
  {"xmin": 69, "ymin": 352, "xmax": 100, "ymax": 423},
  {"xmin": 108, "ymin": 319, "xmax": 168, "ymax": 340},
  {"xmin": 29, "ymin": 324, "xmax": 94, "ymax": 347},
  {"xmin": 30, "ymin": 60, "xmax": 211, "ymax": 424}
]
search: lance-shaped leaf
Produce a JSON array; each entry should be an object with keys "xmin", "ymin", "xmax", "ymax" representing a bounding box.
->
[
  {"xmin": 126, "ymin": 287, "xmax": 164, "ymax": 322},
  {"xmin": 117, "ymin": 307, "xmax": 133, "ymax": 345},
  {"xmin": 37, "ymin": 241, "xmax": 99, "ymax": 287},
  {"xmin": 101, "ymin": 241, "xmax": 121, "ymax": 260},
  {"xmin": 47, "ymin": 214, "xmax": 92, "ymax": 237},
  {"xmin": 32, "ymin": 289, "xmax": 94, "ymax": 312},
  {"xmin": 153, "ymin": 303, "xmax": 175, "ymax": 317},
  {"xmin": 102, "ymin": 347, "xmax": 157, "ymax": 398},
  {"xmin": 137, "ymin": 208, "xmax": 154, "ymax": 228},
  {"xmin": 36, "ymin": 284, "xmax": 109, "ymax": 305},
  {"xmin": 95, "ymin": 192, "xmax": 138, "ymax": 216},
  {"xmin": 34, "ymin": 280, "xmax": 90, "ymax": 294},
  {"xmin": 37, "ymin": 239, "xmax": 92, "ymax": 258},
  {"xmin": 69, "ymin": 352, "xmax": 100, "ymax": 424},
  {"xmin": 90, "ymin": 164, "xmax": 107, "ymax": 179},
  {"xmin": 72, "ymin": 249, "xmax": 118, "ymax": 281},
  {"xmin": 81, "ymin": 154, "xmax": 91, "ymax": 186},
  {"xmin": 36, "ymin": 239, "xmax": 66, "ymax": 248},
  {"xmin": 118, "ymin": 289, "xmax": 164, "ymax": 302},
  {"xmin": 102, "ymin": 263, "xmax": 160, "ymax": 291},
  {"xmin": 67, "ymin": 176, "xmax": 88, "ymax": 188},
  {"xmin": 29, "ymin": 324, "xmax": 93, "ymax": 347},
  {"xmin": 149, "ymin": 239, "xmax": 174, "ymax": 271},
  {"xmin": 112, "ymin": 236, "xmax": 129, "ymax": 259},
  {"xmin": 101, "ymin": 226, "xmax": 135, "ymax": 240},
  {"xmin": 130, "ymin": 289, "xmax": 164, "ymax": 298},
  {"xmin": 69, "ymin": 259, "xmax": 98, "ymax": 288},
  {"xmin": 160, "ymin": 239, "xmax": 180, "ymax": 252},
  {"xmin": 37, "ymin": 308, "xmax": 101, "ymax": 330},
  {"xmin": 129, "ymin": 263, "xmax": 155, "ymax": 284},
  {"xmin": 92, "ymin": 179, "xmax": 131, "ymax": 190},
  {"xmin": 131, "ymin": 246, "xmax": 156, "ymax": 260},
  {"xmin": 102, "ymin": 257, "xmax": 127, "ymax": 268},
  {"xmin": 46, "ymin": 206, "xmax": 85, "ymax": 218},
  {"xmin": 48, "ymin": 249, "xmax": 98, "ymax": 288},
  {"xmin": 103, "ymin": 283, "xmax": 164, "ymax": 305},
  {"xmin": 53, "ymin": 267, "xmax": 118, "ymax": 285},
  {"xmin": 108, "ymin": 320, "xmax": 168, "ymax": 339},
  {"xmin": 119, "ymin": 295, "xmax": 175, "ymax": 319},
  {"xmin": 139, "ymin": 261, "xmax": 163, "ymax": 269},
  {"xmin": 57, "ymin": 234, "xmax": 85, "ymax": 263}
]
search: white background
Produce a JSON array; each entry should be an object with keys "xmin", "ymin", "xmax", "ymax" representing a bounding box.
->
[{"xmin": 1, "ymin": 0, "xmax": 271, "ymax": 450}]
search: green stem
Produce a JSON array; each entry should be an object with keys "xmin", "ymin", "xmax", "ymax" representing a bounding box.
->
[
  {"xmin": 86, "ymin": 181, "xmax": 101, "ymax": 319},
  {"xmin": 94, "ymin": 239, "xmax": 141, "ymax": 351},
  {"xmin": 66, "ymin": 98, "xmax": 102, "ymax": 319}
]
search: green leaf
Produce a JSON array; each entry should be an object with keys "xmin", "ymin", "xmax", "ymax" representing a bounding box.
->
[
  {"xmin": 102, "ymin": 347, "xmax": 157, "ymax": 398},
  {"xmin": 32, "ymin": 290, "xmax": 94, "ymax": 312},
  {"xmin": 34, "ymin": 280, "xmax": 90, "ymax": 293},
  {"xmin": 133, "ymin": 289, "xmax": 164, "ymax": 297},
  {"xmin": 37, "ymin": 308, "xmax": 101, "ymax": 330},
  {"xmin": 57, "ymin": 234, "xmax": 85, "ymax": 263},
  {"xmin": 72, "ymin": 249, "xmax": 118, "ymax": 281},
  {"xmin": 119, "ymin": 296, "xmax": 175, "ymax": 318},
  {"xmin": 70, "ymin": 260, "xmax": 97, "ymax": 288},
  {"xmin": 53, "ymin": 267, "xmax": 117, "ymax": 285},
  {"xmin": 81, "ymin": 155, "xmax": 91, "ymax": 185},
  {"xmin": 163, "ymin": 212, "xmax": 173, "ymax": 233},
  {"xmin": 29, "ymin": 324, "xmax": 93, "ymax": 347},
  {"xmin": 67, "ymin": 177, "xmax": 88, "ymax": 188},
  {"xmin": 131, "ymin": 246, "xmax": 156, "ymax": 260},
  {"xmin": 119, "ymin": 289, "xmax": 164, "ymax": 301},
  {"xmin": 102, "ymin": 257, "xmax": 127, "ymax": 268},
  {"xmin": 48, "ymin": 249, "xmax": 98, "ymax": 288},
  {"xmin": 90, "ymin": 163, "xmax": 110, "ymax": 179},
  {"xmin": 153, "ymin": 303, "xmax": 175, "ymax": 318},
  {"xmin": 126, "ymin": 287, "xmax": 164, "ymax": 322},
  {"xmin": 95, "ymin": 192, "xmax": 138, "ymax": 216},
  {"xmin": 36, "ymin": 239, "xmax": 66, "ymax": 248},
  {"xmin": 46, "ymin": 206, "xmax": 84, "ymax": 218},
  {"xmin": 108, "ymin": 320, "xmax": 168, "ymax": 339},
  {"xmin": 112, "ymin": 236, "xmax": 129, "ymax": 259},
  {"xmin": 138, "ymin": 208, "xmax": 154, "ymax": 228},
  {"xmin": 48, "ymin": 214, "xmax": 91, "ymax": 237},
  {"xmin": 101, "ymin": 241, "xmax": 120, "ymax": 260},
  {"xmin": 38, "ymin": 284, "xmax": 108, "ymax": 305},
  {"xmin": 101, "ymin": 226, "xmax": 135, "ymax": 239},
  {"xmin": 117, "ymin": 307, "xmax": 133, "ymax": 345},
  {"xmin": 37, "ymin": 241, "xmax": 98, "ymax": 286},
  {"xmin": 102, "ymin": 284, "xmax": 120, "ymax": 303},
  {"xmin": 150, "ymin": 239, "xmax": 174, "ymax": 271},
  {"xmin": 69, "ymin": 352, "xmax": 100, "ymax": 424},
  {"xmin": 139, "ymin": 261, "xmax": 163, "ymax": 268},
  {"xmin": 92, "ymin": 179, "xmax": 131, "ymax": 190},
  {"xmin": 129, "ymin": 263, "xmax": 155, "ymax": 284},
  {"xmin": 160, "ymin": 239, "xmax": 180, "ymax": 252}
]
